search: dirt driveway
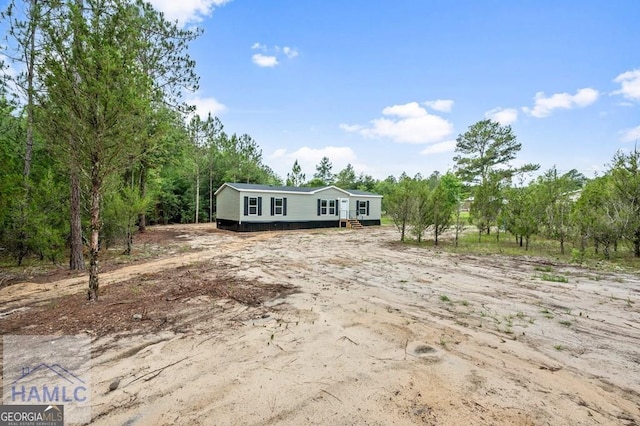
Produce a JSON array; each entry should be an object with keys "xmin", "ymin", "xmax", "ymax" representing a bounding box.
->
[{"xmin": 1, "ymin": 224, "xmax": 639, "ymax": 425}]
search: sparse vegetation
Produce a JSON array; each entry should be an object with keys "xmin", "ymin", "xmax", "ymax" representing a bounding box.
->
[
  {"xmin": 534, "ymin": 265, "xmax": 554, "ymax": 273},
  {"xmin": 439, "ymin": 335, "xmax": 447, "ymax": 348},
  {"xmin": 540, "ymin": 308, "xmax": 554, "ymax": 319},
  {"xmin": 539, "ymin": 273, "xmax": 569, "ymax": 283}
]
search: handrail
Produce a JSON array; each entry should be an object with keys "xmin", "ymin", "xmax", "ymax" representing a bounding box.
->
[{"xmin": 347, "ymin": 210, "xmax": 365, "ymax": 220}]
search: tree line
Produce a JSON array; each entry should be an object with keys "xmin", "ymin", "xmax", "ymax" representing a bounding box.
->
[
  {"xmin": 380, "ymin": 119, "xmax": 640, "ymax": 262},
  {"xmin": 0, "ymin": 0, "xmax": 278, "ymax": 298},
  {"xmin": 1, "ymin": 1, "xmax": 638, "ymax": 301}
]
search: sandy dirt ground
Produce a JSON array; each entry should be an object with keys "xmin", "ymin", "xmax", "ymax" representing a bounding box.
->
[{"xmin": 1, "ymin": 224, "xmax": 640, "ymax": 425}]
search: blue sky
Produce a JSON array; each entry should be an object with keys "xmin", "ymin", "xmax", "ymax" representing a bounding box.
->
[{"xmin": 9, "ymin": 0, "xmax": 640, "ymax": 182}]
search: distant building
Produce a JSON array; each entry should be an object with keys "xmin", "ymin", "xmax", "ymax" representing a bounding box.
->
[{"xmin": 461, "ymin": 196, "xmax": 474, "ymax": 212}]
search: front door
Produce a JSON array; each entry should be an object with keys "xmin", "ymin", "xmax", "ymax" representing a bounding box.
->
[{"xmin": 339, "ymin": 198, "xmax": 349, "ymax": 220}]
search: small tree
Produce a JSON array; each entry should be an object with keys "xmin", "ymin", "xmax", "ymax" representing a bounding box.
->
[
  {"xmin": 610, "ymin": 148, "xmax": 640, "ymax": 257},
  {"xmin": 431, "ymin": 173, "xmax": 461, "ymax": 246},
  {"xmin": 387, "ymin": 174, "xmax": 414, "ymax": 242},
  {"xmin": 286, "ymin": 159, "xmax": 305, "ymax": 186},
  {"xmin": 334, "ymin": 163, "xmax": 357, "ymax": 189},
  {"xmin": 537, "ymin": 167, "xmax": 577, "ymax": 254},
  {"xmin": 410, "ymin": 178, "xmax": 431, "ymax": 243},
  {"xmin": 469, "ymin": 171, "xmax": 503, "ymax": 241},
  {"xmin": 574, "ymin": 176, "xmax": 624, "ymax": 259},
  {"xmin": 503, "ymin": 184, "xmax": 540, "ymax": 250},
  {"xmin": 455, "ymin": 119, "xmax": 538, "ymax": 239},
  {"xmin": 313, "ymin": 156, "xmax": 334, "ymax": 185},
  {"xmin": 103, "ymin": 185, "xmax": 150, "ymax": 255}
]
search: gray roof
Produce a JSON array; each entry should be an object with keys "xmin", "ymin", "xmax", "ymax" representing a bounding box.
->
[{"xmin": 216, "ymin": 182, "xmax": 381, "ymax": 197}]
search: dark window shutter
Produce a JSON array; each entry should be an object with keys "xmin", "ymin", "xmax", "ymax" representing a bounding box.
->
[
  {"xmin": 244, "ymin": 196, "xmax": 249, "ymax": 216},
  {"xmin": 366, "ymin": 200, "xmax": 370, "ymax": 216},
  {"xmin": 258, "ymin": 197, "xmax": 263, "ymax": 216},
  {"xmin": 335, "ymin": 199, "xmax": 339, "ymax": 216},
  {"xmin": 270, "ymin": 197, "xmax": 275, "ymax": 216},
  {"xmin": 317, "ymin": 199, "xmax": 321, "ymax": 216},
  {"xmin": 283, "ymin": 198, "xmax": 287, "ymax": 216}
]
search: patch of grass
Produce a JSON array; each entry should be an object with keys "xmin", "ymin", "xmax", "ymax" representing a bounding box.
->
[
  {"xmin": 436, "ymin": 230, "xmax": 640, "ymax": 272},
  {"xmin": 559, "ymin": 320, "xmax": 573, "ymax": 327},
  {"xmin": 461, "ymin": 300, "xmax": 469, "ymax": 307},
  {"xmin": 534, "ymin": 265, "xmax": 554, "ymax": 273},
  {"xmin": 438, "ymin": 335, "xmax": 447, "ymax": 348},
  {"xmin": 380, "ymin": 215, "xmax": 394, "ymax": 226},
  {"xmin": 554, "ymin": 344, "xmax": 564, "ymax": 351},
  {"xmin": 439, "ymin": 294, "xmax": 451, "ymax": 302},
  {"xmin": 504, "ymin": 315, "xmax": 514, "ymax": 328},
  {"xmin": 539, "ymin": 273, "xmax": 569, "ymax": 283},
  {"xmin": 540, "ymin": 308, "xmax": 554, "ymax": 319}
]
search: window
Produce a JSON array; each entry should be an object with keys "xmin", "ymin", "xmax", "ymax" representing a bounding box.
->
[
  {"xmin": 274, "ymin": 198, "xmax": 283, "ymax": 215},
  {"xmin": 270, "ymin": 197, "xmax": 287, "ymax": 216},
  {"xmin": 244, "ymin": 196, "xmax": 262, "ymax": 216},
  {"xmin": 319, "ymin": 199, "xmax": 336, "ymax": 216},
  {"xmin": 248, "ymin": 197, "xmax": 258, "ymax": 215},
  {"xmin": 358, "ymin": 200, "xmax": 367, "ymax": 216}
]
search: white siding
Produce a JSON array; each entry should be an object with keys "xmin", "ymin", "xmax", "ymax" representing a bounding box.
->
[
  {"xmin": 348, "ymin": 196, "xmax": 381, "ymax": 219},
  {"xmin": 216, "ymin": 186, "xmax": 240, "ymax": 221},
  {"xmin": 217, "ymin": 184, "xmax": 382, "ymax": 223}
]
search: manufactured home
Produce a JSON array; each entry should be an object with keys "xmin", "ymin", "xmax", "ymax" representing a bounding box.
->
[{"xmin": 215, "ymin": 183, "xmax": 382, "ymax": 232}]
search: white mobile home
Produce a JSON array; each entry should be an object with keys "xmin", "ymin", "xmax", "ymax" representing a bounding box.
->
[{"xmin": 214, "ymin": 183, "xmax": 382, "ymax": 232}]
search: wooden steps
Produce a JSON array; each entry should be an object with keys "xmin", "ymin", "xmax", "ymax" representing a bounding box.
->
[{"xmin": 347, "ymin": 219, "xmax": 364, "ymax": 229}]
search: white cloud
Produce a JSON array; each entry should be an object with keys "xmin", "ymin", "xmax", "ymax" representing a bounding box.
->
[
  {"xmin": 420, "ymin": 140, "xmax": 456, "ymax": 155},
  {"xmin": 251, "ymin": 43, "xmax": 298, "ymax": 67},
  {"xmin": 620, "ymin": 125, "xmax": 640, "ymax": 143},
  {"xmin": 252, "ymin": 54, "xmax": 278, "ymax": 68},
  {"xmin": 423, "ymin": 99, "xmax": 454, "ymax": 113},
  {"xmin": 485, "ymin": 107, "xmax": 518, "ymax": 125},
  {"xmin": 271, "ymin": 148, "xmax": 288, "ymax": 158},
  {"xmin": 339, "ymin": 123, "xmax": 364, "ymax": 132},
  {"xmin": 147, "ymin": 0, "xmax": 231, "ymax": 25},
  {"xmin": 382, "ymin": 102, "xmax": 426, "ymax": 118},
  {"xmin": 613, "ymin": 69, "xmax": 640, "ymax": 101},
  {"xmin": 186, "ymin": 94, "xmax": 226, "ymax": 117},
  {"xmin": 282, "ymin": 46, "xmax": 299, "ymax": 58},
  {"xmin": 342, "ymin": 101, "xmax": 453, "ymax": 144},
  {"xmin": 523, "ymin": 88, "xmax": 599, "ymax": 118}
]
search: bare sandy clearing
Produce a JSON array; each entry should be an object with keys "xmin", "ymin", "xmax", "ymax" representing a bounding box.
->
[{"xmin": 1, "ymin": 224, "xmax": 639, "ymax": 425}]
